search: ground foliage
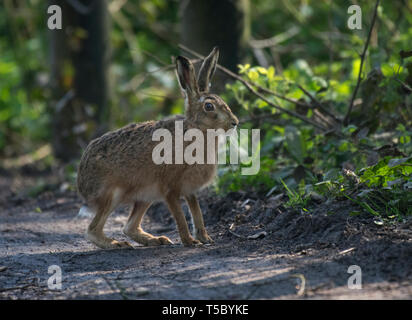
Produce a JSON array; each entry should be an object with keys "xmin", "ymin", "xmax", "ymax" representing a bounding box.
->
[{"xmin": 0, "ymin": 1, "xmax": 411, "ymax": 220}]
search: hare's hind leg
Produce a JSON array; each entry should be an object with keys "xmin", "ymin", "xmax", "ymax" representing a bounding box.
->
[
  {"xmin": 87, "ymin": 190, "xmax": 132, "ymax": 249},
  {"xmin": 185, "ymin": 194, "xmax": 213, "ymax": 244},
  {"xmin": 123, "ymin": 201, "xmax": 173, "ymax": 246}
]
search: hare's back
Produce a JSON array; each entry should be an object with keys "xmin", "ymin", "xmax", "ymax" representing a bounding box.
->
[
  {"xmin": 85, "ymin": 121, "xmax": 158, "ymax": 163},
  {"xmin": 77, "ymin": 121, "xmax": 158, "ymax": 197}
]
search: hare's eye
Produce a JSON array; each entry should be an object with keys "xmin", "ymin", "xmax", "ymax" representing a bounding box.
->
[{"xmin": 204, "ymin": 102, "xmax": 215, "ymax": 112}]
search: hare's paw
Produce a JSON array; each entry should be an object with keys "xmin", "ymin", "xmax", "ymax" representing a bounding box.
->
[
  {"xmin": 195, "ymin": 228, "xmax": 214, "ymax": 244},
  {"xmin": 146, "ymin": 235, "xmax": 174, "ymax": 246},
  {"xmin": 87, "ymin": 232, "xmax": 133, "ymax": 250},
  {"xmin": 124, "ymin": 228, "xmax": 173, "ymax": 246},
  {"xmin": 157, "ymin": 235, "xmax": 174, "ymax": 245},
  {"xmin": 181, "ymin": 235, "xmax": 202, "ymax": 246},
  {"xmin": 110, "ymin": 240, "xmax": 133, "ymax": 249}
]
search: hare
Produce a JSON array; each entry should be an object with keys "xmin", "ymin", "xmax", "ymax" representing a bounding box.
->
[{"xmin": 77, "ymin": 47, "xmax": 239, "ymax": 249}]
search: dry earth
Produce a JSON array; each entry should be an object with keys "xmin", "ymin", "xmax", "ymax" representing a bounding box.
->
[{"xmin": 1, "ymin": 170, "xmax": 412, "ymax": 300}]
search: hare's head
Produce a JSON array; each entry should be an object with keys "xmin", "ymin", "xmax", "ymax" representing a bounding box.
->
[{"xmin": 176, "ymin": 47, "xmax": 239, "ymax": 131}]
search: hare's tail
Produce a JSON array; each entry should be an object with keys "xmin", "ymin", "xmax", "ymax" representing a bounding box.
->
[{"xmin": 77, "ymin": 205, "xmax": 95, "ymax": 218}]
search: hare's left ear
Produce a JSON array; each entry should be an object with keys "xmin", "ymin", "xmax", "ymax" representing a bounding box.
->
[
  {"xmin": 176, "ymin": 55, "xmax": 199, "ymax": 98},
  {"xmin": 197, "ymin": 47, "xmax": 219, "ymax": 92}
]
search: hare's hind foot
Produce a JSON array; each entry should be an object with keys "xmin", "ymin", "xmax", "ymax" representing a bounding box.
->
[
  {"xmin": 180, "ymin": 234, "xmax": 202, "ymax": 246},
  {"xmin": 194, "ymin": 228, "xmax": 214, "ymax": 244},
  {"xmin": 87, "ymin": 231, "xmax": 132, "ymax": 250},
  {"xmin": 124, "ymin": 227, "xmax": 173, "ymax": 246},
  {"xmin": 124, "ymin": 201, "xmax": 173, "ymax": 246}
]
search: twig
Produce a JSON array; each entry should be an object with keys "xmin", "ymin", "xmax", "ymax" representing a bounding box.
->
[
  {"xmin": 0, "ymin": 284, "xmax": 33, "ymax": 292},
  {"xmin": 125, "ymin": 59, "xmax": 202, "ymax": 92},
  {"xmin": 179, "ymin": 44, "xmax": 328, "ymax": 131},
  {"xmin": 141, "ymin": 49, "xmax": 169, "ymax": 66},
  {"xmin": 395, "ymin": 78, "xmax": 412, "ymax": 92},
  {"xmin": 180, "ymin": 44, "xmax": 335, "ymax": 122},
  {"xmin": 228, "ymin": 223, "xmax": 246, "ymax": 239},
  {"xmin": 255, "ymin": 84, "xmax": 312, "ymax": 109},
  {"xmin": 0, "ymin": 278, "xmax": 38, "ymax": 292},
  {"xmin": 125, "ymin": 64, "xmax": 174, "ymax": 92},
  {"xmin": 344, "ymin": 0, "xmax": 380, "ymax": 125},
  {"xmin": 399, "ymin": 50, "xmax": 412, "ymax": 59},
  {"xmin": 179, "ymin": 44, "xmax": 309, "ymax": 108},
  {"xmin": 250, "ymin": 26, "xmax": 301, "ymax": 49},
  {"xmin": 295, "ymin": 84, "xmax": 340, "ymax": 123}
]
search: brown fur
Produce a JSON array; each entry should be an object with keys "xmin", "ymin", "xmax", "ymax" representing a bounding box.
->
[{"xmin": 77, "ymin": 47, "xmax": 238, "ymax": 249}]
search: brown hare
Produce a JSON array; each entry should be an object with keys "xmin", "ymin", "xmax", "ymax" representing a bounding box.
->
[{"xmin": 77, "ymin": 47, "xmax": 238, "ymax": 249}]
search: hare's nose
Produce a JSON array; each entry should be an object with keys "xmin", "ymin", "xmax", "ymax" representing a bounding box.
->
[{"xmin": 231, "ymin": 121, "xmax": 238, "ymax": 127}]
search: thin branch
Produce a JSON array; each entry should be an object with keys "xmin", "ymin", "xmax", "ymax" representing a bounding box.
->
[
  {"xmin": 255, "ymin": 83, "xmax": 310, "ymax": 108},
  {"xmin": 228, "ymin": 223, "xmax": 246, "ymax": 239},
  {"xmin": 124, "ymin": 59, "xmax": 202, "ymax": 92},
  {"xmin": 344, "ymin": 0, "xmax": 380, "ymax": 125},
  {"xmin": 395, "ymin": 78, "xmax": 412, "ymax": 93},
  {"xmin": 249, "ymin": 26, "xmax": 301, "ymax": 49},
  {"xmin": 257, "ymin": 83, "xmax": 337, "ymax": 126},
  {"xmin": 125, "ymin": 64, "xmax": 174, "ymax": 92},
  {"xmin": 399, "ymin": 50, "xmax": 412, "ymax": 59},
  {"xmin": 141, "ymin": 49, "xmax": 169, "ymax": 66},
  {"xmin": 0, "ymin": 278, "xmax": 38, "ymax": 292},
  {"xmin": 179, "ymin": 44, "xmax": 339, "ymax": 125},
  {"xmin": 295, "ymin": 83, "xmax": 340, "ymax": 123},
  {"xmin": 179, "ymin": 44, "xmax": 328, "ymax": 131}
]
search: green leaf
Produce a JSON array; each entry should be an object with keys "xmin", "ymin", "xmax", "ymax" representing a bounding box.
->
[
  {"xmin": 284, "ymin": 126, "xmax": 307, "ymax": 164},
  {"xmin": 247, "ymin": 70, "xmax": 259, "ymax": 81},
  {"xmin": 256, "ymin": 66, "xmax": 267, "ymax": 74},
  {"xmin": 400, "ymin": 136, "xmax": 411, "ymax": 144},
  {"xmin": 267, "ymin": 66, "xmax": 275, "ymax": 80},
  {"xmin": 257, "ymin": 99, "xmax": 268, "ymax": 109},
  {"xmin": 352, "ymin": 58, "xmax": 361, "ymax": 79},
  {"xmin": 238, "ymin": 64, "xmax": 250, "ymax": 74},
  {"xmin": 381, "ymin": 63, "xmax": 403, "ymax": 77},
  {"xmin": 396, "ymin": 124, "xmax": 406, "ymax": 132}
]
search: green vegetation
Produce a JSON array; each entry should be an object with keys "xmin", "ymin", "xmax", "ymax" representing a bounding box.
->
[
  {"xmin": 0, "ymin": 1, "xmax": 411, "ymax": 219},
  {"xmin": 215, "ymin": 1, "xmax": 412, "ymax": 219},
  {"xmin": 217, "ymin": 56, "xmax": 412, "ymax": 218}
]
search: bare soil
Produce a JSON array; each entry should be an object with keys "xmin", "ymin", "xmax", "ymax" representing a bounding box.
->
[{"xmin": 1, "ymin": 169, "xmax": 412, "ymax": 300}]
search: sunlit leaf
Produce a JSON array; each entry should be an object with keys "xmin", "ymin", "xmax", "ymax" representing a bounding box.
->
[{"xmin": 247, "ymin": 70, "xmax": 259, "ymax": 81}]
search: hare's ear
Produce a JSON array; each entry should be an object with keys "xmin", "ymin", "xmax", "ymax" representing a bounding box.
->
[
  {"xmin": 197, "ymin": 47, "xmax": 219, "ymax": 92},
  {"xmin": 176, "ymin": 56, "xmax": 199, "ymax": 97}
]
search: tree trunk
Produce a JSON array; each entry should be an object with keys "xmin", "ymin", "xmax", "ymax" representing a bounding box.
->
[
  {"xmin": 49, "ymin": 0, "xmax": 110, "ymax": 162},
  {"xmin": 180, "ymin": 0, "xmax": 250, "ymax": 91}
]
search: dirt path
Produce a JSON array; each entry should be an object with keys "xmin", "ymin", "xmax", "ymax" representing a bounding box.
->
[{"xmin": 1, "ymin": 174, "xmax": 412, "ymax": 300}]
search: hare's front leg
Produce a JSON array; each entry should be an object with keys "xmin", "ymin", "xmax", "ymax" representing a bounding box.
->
[
  {"xmin": 123, "ymin": 201, "xmax": 173, "ymax": 246},
  {"xmin": 165, "ymin": 193, "xmax": 201, "ymax": 246},
  {"xmin": 185, "ymin": 195, "xmax": 214, "ymax": 244}
]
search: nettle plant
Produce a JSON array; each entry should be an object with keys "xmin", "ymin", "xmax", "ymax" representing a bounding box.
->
[{"xmin": 217, "ymin": 60, "xmax": 411, "ymax": 218}]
